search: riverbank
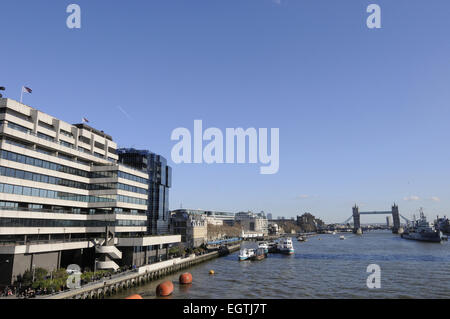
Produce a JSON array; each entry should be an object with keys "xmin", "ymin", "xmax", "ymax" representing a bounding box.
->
[{"xmin": 41, "ymin": 244, "xmax": 240, "ymax": 299}]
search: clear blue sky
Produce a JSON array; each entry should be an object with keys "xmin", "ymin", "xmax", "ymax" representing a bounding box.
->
[{"xmin": 2, "ymin": 0, "xmax": 450, "ymax": 223}]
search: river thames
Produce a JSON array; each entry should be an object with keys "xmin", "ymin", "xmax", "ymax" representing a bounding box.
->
[{"xmin": 112, "ymin": 231, "xmax": 450, "ymax": 299}]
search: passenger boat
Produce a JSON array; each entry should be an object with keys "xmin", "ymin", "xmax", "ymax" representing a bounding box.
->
[
  {"xmin": 258, "ymin": 242, "xmax": 269, "ymax": 254},
  {"xmin": 277, "ymin": 238, "xmax": 295, "ymax": 255},
  {"xmin": 238, "ymin": 248, "xmax": 255, "ymax": 261}
]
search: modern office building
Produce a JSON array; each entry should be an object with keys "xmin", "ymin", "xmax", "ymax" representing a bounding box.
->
[
  {"xmin": 0, "ymin": 98, "xmax": 180, "ymax": 287},
  {"xmin": 117, "ymin": 149, "xmax": 172, "ymax": 235}
]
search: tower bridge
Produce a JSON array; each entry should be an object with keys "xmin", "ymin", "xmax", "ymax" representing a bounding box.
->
[{"xmin": 351, "ymin": 204, "xmax": 405, "ymax": 234}]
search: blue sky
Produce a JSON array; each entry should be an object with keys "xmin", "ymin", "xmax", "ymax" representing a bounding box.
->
[{"xmin": 1, "ymin": 0, "xmax": 450, "ymax": 223}]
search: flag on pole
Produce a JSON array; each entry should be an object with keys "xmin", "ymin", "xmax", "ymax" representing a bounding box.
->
[
  {"xmin": 20, "ymin": 86, "xmax": 32, "ymax": 103},
  {"xmin": 23, "ymin": 86, "xmax": 32, "ymax": 94},
  {"xmin": 82, "ymin": 117, "xmax": 89, "ymax": 123}
]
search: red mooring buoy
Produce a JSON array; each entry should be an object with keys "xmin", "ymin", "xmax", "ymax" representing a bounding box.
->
[
  {"xmin": 156, "ymin": 281, "xmax": 174, "ymax": 297},
  {"xmin": 179, "ymin": 272, "xmax": 193, "ymax": 284},
  {"xmin": 125, "ymin": 294, "xmax": 143, "ymax": 299}
]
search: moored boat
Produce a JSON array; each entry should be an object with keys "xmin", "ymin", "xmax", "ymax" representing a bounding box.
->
[
  {"xmin": 401, "ymin": 210, "xmax": 445, "ymax": 243},
  {"xmin": 277, "ymin": 237, "xmax": 295, "ymax": 255},
  {"xmin": 251, "ymin": 248, "xmax": 266, "ymax": 261},
  {"xmin": 238, "ymin": 248, "xmax": 255, "ymax": 261},
  {"xmin": 258, "ymin": 242, "xmax": 269, "ymax": 254}
]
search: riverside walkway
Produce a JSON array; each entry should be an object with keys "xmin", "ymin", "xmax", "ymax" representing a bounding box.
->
[{"xmin": 42, "ymin": 244, "xmax": 240, "ymax": 299}]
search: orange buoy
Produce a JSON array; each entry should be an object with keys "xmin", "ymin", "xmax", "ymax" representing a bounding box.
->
[
  {"xmin": 125, "ymin": 294, "xmax": 143, "ymax": 299},
  {"xmin": 156, "ymin": 281, "xmax": 174, "ymax": 297},
  {"xmin": 179, "ymin": 272, "xmax": 193, "ymax": 284},
  {"xmin": 209, "ymin": 270, "xmax": 215, "ymax": 275}
]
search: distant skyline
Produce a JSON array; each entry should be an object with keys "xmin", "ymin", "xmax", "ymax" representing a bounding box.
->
[{"xmin": 2, "ymin": 1, "xmax": 450, "ymax": 223}]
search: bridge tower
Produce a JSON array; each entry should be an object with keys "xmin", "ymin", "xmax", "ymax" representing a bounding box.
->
[
  {"xmin": 391, "ymin": 204, "xmax": 402, "ymax": 234},
  {"xmin": 352, "ymin": 205, "xmax": 362, "ymax": 234}
]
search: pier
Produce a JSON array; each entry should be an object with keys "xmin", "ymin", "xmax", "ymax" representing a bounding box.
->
[{"xmin": 41, "ymin": 244, "xmax": 240, "ymax": 299}]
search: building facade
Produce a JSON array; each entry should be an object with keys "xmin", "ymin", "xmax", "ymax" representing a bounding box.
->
[
  {"xmin": 117, "ymin": 149, "xmax": 172, "ymax": 235},
  {"xmin": 235, "ymin": 211, "xmax": 268, "ymax": 236},
  {"xmin": 0, "ymin": 98, "xmax": 180, "ymax": 287},
  {"xmin": 170, "ymin": 209, "xmax": 208, "ymax": 248}
]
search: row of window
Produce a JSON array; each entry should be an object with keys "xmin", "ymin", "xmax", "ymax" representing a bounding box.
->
[
  {"xmin": 1, "ymin": 149, "xmax": 108, "ymax": 178},
  {"xmin": 37, "ymin": 131, "xmax": 54, "ymax": 142},
  {"xmin": 60, "ymin": 140, "xmax": 74, "ymax": 148},
  {"xmin": 0, "ymin": 181, "xmax": 148, "ymax": 206},
  {"xmin": 1, "ymin": 149, "xmax": 147, "ymax": 186},
  {"xmin": 0, "ymin": 218, "xmax": 147, "ymax": 228},
  {"xmin": 0, "ymin": 165, "xmax": 98, "ymax": 191},
  {"xmin": 60, "ymin": 129, "xmax": 74, "ymax": 138},
  {"xmin": 5, "ymin": 120, "xmax": 108, "ymax": 156},
  {"xmin": 5, "ymin": 121, "xmax": 30, "ymax": 134},
  {"xmin": 117, "ymin": 183, "xmax": 147, "ymax": 195},
  {"xmin": 117, "ymin": 194, "xmax": 147, "ymax": 206},
  {"xmin": 0, "ymin": 165, "xmax": 146, "ymax": 194},
  {"xmin": 118, "ymin": 171, "xmax": 147, "ymax": 185},
  {"xmin": 0, "ymin": 182, "xmax": 115, "ymax": 203}
]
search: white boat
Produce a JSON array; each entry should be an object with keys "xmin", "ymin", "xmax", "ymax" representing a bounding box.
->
[
  {"xmin": 277, "ymin": 238, "xmax": 295, "ymax": 255},
  {"xmin": 258, "ymin": 242, "xmax": 269, "ymax": 254},
  {"xmin": 340, "ymin": 235, "xmax": 345, "ymax": 240},
  {"xmin": 239, "ymin": 248, "xmax": 255, "ymax": 261}
]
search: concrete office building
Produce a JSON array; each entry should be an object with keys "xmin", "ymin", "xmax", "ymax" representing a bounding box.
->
[
  {"xmin": 117, "ymin": 149, "xmax": 172, "ymax": 235},
  {"xmin": 0, "ymin": 98, "xmax": 180, "ymax": 287}
]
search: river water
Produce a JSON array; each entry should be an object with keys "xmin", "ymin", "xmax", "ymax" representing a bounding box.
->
[{"xmin": 112, "ymin": 231, "xmax": 450, "ymax": 299}]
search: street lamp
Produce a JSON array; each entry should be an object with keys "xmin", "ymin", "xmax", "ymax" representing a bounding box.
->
[{"xmin": 94, "ymin": 258, "xmax": 98, "ymax": 274}]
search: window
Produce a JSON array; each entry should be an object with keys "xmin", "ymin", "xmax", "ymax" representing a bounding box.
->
[
  {"xmin": 8, "ymin": 122, "xmax": 31, "ymax": 134},
  {"xmin": 23, "ymin": 187, "xmax": 32, "ymax": 196},
  {"xmin": 5, "ymin": 168, "xmax": 14, "ymax": 177},
  {"xmin": 38, "ymin": 121, "xmax": 55, "ymax": 131},
  {"xmin": 24, "ymin": 171, "xmax": 33, "ymax": 180},
  {"xmin": 15, "ymin": 170, "xmax": 24, "ymax": 179},
  {"xmin": 3, "ymin": 184, "xmax": 13, "ymax": 194},
  {"xmin": 13, "ymin": 185, "xmax": 22, "ymax": 195}
]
